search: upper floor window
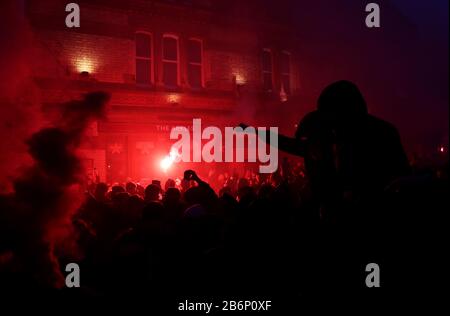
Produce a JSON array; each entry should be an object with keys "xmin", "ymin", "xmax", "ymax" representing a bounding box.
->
[
  {"xmin": 280, "ymin": 51, "xmax": 291, "ymax": 94},
  {"xmin": 187, "ymin": 39, "xmax": 203, "ymax": 89},
  {"xmin": 135, "ymin": 32, "xmax": 153, "ymax": 85},
  {"xmin": 262, "ymin": 49, "xmax": 274, "ymax": 92},
  {"xmin": 163, "ymin": 35, "xmax": 180, "ymax": 88}
]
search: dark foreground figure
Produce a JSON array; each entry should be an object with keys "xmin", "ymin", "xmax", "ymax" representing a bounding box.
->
[{"xmin": 0, "ymin": 82, "xmax": 446, "ymax": 312}]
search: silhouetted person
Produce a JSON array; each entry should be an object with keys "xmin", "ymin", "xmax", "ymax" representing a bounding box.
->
[
  {"xmin": 315, "ymin": 80, "xmax": 410, "ymax": 198},
  {"xmin": 163, "ymin": 187, "xmax": 184, "ymax": 220},
  {"xmin": 243, "ymin": 80, "xmax": 410, "ymax": 214},
  {"xmin": 126, "ymin": 182, "xmax": 137, "ymax": 195},
  {"xmin": 164, "ymin": 178, "xmax": 176, "ymax": 191},
  {"xmin": 183, "ymin": 170, "xmax": 218, "ymax": 209},
  {"xmin": 94, "ymin": 182, "xmax": 108, "ymax": 202},
  {"xmin": 144, "ymin": 184, "xmax": 161, "ymax": 203}
]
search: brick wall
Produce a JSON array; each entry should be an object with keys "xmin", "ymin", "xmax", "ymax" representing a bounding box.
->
[
  {"xmin": 33, "ymin": 30, "xmax": 134, "ymax": 84},
  {"xmin": 28, "ymin": 0, "xmax": 301, "ymax": 96},
  {"xmin": 26, "ymin": 0, "xmax": 303, "ymax": 182}
]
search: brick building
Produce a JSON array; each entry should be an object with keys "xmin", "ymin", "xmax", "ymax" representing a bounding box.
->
[{"xmin": 25, "ymin": 0, "xmax": 304, "ymax": 183}]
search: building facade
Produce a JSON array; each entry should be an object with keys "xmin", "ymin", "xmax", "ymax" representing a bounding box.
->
[{"xmin": 26, "ymin": 0, "xmax": 305, "ymax": 183}]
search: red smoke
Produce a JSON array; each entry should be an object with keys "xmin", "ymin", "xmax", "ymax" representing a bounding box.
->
[
  {"xmin": 0, "ymin": 0, "xmax": 43, "ymax": 193},
  {"xmin": 0, "ymin": 92, "xmax": 110, "ymax": 288}
]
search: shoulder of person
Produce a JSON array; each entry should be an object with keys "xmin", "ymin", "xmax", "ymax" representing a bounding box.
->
[{"xmin": 367, "ymin": 114, "xmax": 398, "ymax": 135}]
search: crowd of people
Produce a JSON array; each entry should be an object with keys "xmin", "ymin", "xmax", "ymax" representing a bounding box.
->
[
  {"xmin": 75, "ymin": 165, "xmax": 308, "ymax": 297},
  {"xmin": 71, "ymin": 155, "xmax": 446, "ymax": 306},
  {"xmin": 0, "ymin": 81, "xmax": 447, "ymax": 310},
  {"xmin": 70, "ymin": 81, "xmax": 446, "ymax": 306}
]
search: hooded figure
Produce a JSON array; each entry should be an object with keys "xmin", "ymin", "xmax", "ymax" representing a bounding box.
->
[
  {"xmin": 276, "ymin": 81, "xmax": 410, "ymax": 213},
  {"xmin": 317, "ymin": 81, "xmax": 409, "ymax": 196}
]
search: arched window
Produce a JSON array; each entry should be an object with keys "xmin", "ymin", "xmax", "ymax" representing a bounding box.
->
[
  {"xmin": 135, "ymin": 32, "xmax": 153, "ymax": 85},
  {"xmin": 187, "ymin": 39, "xmax": 203, "ymax": 89},
  {"xmin": 163, "ymin": 35, "xmax": 180, "ymax": 88}
]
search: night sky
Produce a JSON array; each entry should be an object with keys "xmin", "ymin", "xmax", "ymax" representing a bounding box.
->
[{"xmin": 285, "ymin": 0, "xmax": 449, "ymax": 154}]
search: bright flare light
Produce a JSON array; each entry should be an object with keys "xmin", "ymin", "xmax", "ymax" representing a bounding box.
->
[{"xmin": 160, "ymin": 149, "xmax": 180, "ymax": 172}]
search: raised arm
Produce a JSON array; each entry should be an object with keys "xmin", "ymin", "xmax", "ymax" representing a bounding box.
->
[
  {"xmin": 239, "ymin": 123, "xmax": 305, "ymax": 157},
  {"xmin": 277, "ymin": 133, "xmax": 305, "ymax": 157}
]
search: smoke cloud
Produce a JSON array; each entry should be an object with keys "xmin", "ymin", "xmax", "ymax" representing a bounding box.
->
[{"xmin": 1, "ymin": 92, "xmax": 110, "ymax": 288}]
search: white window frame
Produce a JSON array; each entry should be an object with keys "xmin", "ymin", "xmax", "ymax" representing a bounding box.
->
[
  {"xmin": 187, "ymin": 38, "xmax": 204, "ymax": 88},
  {"xmin": 162, "ymin": 34, "xmax": 180, "ymax": 87},
  {"xmin": 135, "ymin": 31, "xmax": 154, "ymax": 85}
]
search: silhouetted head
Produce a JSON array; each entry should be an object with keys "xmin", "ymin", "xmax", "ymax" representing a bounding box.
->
[
  {"xmin": 317, "ymin": 80, "xmax": 368, "ymax": 120},
  {"xmin": 111, "ymin": 191, "xmax": 129, "ymax": 208},
  {"xmin": 111, "ymin": 185, "xmax": 125, "ymax": 195},
  {"xmin": 144, "ymin": 184, "xmax": 160, "ymax": 202},
  {"xmin": 94, "ymin": 182, "xmax": 108, "ymax": 201},
  {"xmin": 136, "ymin": 184, "xmax": 145, "ymax": 197},
  {"xmin": 165, "ymin": 178, "xmax": 176, "ymax": 191},
  {"xmin": 125, "ymin": 181, "xmax": 137, "ymax": 195},
  {"xmin": 164, "ymin": 187, "xmax": 181, "ymax": 204}
]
